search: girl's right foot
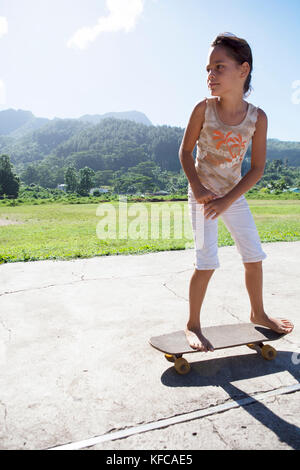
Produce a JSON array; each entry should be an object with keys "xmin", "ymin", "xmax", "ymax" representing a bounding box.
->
[
  {"xmin": 250, "ymin": 311, "xmax": 294, "ymax": 334},
  {"xmin": 185, "ymin": 326, "xmax": 214, "ymax": 352}
]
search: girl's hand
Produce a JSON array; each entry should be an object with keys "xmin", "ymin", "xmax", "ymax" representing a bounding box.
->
[
  {"xmin": 193, "ymin": 187, "xmax": 218, "ymax": 205},
  {"xmin": 203, "ymin": 196, "xmax": 232, "ymax": 219}
]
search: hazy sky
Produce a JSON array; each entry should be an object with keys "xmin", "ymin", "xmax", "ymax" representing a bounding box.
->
[{"xmin": 0, "ymin": 0, "xmax": 299, "ymax": 141}]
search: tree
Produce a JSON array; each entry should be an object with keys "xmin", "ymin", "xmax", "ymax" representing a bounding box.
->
[
  {"xmin": 269, "ymin": 176, "xmax": 289, "ymax": 191},
  {"xmin": 165, "ymin": 170, "xmax": 188, "ymax": 194},
  {"xmin": 77, "ymin": 167, "xmax": 95, "ymax": 196},
  {"xmin": 35, "ymin": 163, "xmax": 55, "ymax": 188},
  {"xmin": 112, "ymin": 173, "xmax": 155, "ymax": 194},
  {"xmin": 93, "ymin": 170, "xmax": 114, "ymax": 186},
  {"xmin": 269, "ymin": 159, "xmax": 283, "ymax": 174},
  {"xmin": 21, "ymin": 164, "xmax": 40, "ymax": 185},
  {"xmin": 64, "ymin": 166, "xmax": 78, "ymax": 193},
  {"xmin": 275, "ymin": 177, "xmax": 289, "ymax": 191},
  {"xmin": 0, "ymin": 154, "xmax": 20, "ymax": 198}
]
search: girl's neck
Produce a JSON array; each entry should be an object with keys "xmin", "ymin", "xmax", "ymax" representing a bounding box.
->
[{"xmin": 216, "ymin": 94, "xmax": 247, "ymax": 115}]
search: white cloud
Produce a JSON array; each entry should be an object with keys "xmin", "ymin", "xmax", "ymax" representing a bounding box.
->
[
  {"xmin": 0, "ymin": 16, "xmax": 8, "ymax": 38},
  {"xmin": 67, "ymin": 0, "xmax": 144, "ymax": 50},
  {"xmin": 0, "ymin": 80, "xmax": 6, "ymax": 105}
]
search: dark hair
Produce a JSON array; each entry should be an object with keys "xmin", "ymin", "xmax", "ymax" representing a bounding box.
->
[{"xmin": 211, "ymin": 33, "xmax": 253, "ymax": 97}]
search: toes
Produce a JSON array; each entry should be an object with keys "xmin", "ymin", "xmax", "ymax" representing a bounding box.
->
[
  {"xmin": 280, "ymin": 326, "xmax": 293, "ymax": 333},
  {"xmin": 279, "ymin": 318, "xmax": 293, "ymax": 326},
  {"xmin": 190, "ymin": 342, "xmax": 203, "ymax": 350},
  {"xmin": 279, "ymin": 320, "xmax": 294, "ymax": 332},
  {"xmin": 273, "ymin": 318, "xmax": 294, "ymax": 333}
]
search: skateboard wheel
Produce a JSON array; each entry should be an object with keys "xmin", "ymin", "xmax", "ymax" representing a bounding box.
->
[
  {"xmin": 247, "ymin": 343, "xmax": 256, "ymax": 350},
  {"xmin": 261, "ymin": 344, "xmax": 277, "ymax": 361},
  {"xmin": 174, "ymin": 358, "xmax": 191, "ymax": 375},
  {"xmin": 165, "ymin": 354, "xmax": 175, "ymax": 363}
]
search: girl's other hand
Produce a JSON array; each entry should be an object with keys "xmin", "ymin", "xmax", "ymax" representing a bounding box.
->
[
  {"xmin": 203, "ymin": 196, "xmax": 231, "ymax": 219},
  {"xmin": 193, "ymin": 187, "xmax": 218, "ymax": 205}
]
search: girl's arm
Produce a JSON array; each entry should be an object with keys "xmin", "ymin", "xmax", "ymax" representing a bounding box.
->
[
  {"xmin": 179, "ymin": 100, "xmax": 217, "ymax": 202},
  {"xmin": 223, "ymin": 108, "xmax": 268, "ymax": 205}
]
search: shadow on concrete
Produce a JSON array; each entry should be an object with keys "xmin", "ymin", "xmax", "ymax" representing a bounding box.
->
[{"xmin": 160, "ymin": 350, "xmax": 300, "ymax": 449}]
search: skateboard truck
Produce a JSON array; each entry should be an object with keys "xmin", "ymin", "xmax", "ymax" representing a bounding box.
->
[{"xmin": 247, "ymin": 342, "xmax": 277, "ymax": 360}]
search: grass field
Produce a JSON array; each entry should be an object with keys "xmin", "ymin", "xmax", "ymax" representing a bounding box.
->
[{"xmin": 0, "ymin": 199, "xmax": 300, "ymax": 263}]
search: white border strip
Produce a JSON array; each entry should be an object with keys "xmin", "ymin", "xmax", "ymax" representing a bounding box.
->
[{"xmin": 48, "ymin": 383, "xmax": 300, "ymax": 450}]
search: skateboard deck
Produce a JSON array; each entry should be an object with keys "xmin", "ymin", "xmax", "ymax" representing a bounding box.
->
[{"xmin": 149, "ymin": 323, "xmax": 285, "ymax": 374}]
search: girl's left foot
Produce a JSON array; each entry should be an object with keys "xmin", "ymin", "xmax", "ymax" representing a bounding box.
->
[{"xmin": 250, "ymin": 311, "xmax": 294, "ymax": 334}]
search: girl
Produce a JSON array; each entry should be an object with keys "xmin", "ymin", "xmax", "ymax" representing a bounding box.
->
[{"xmin": 179, "ymin": 32, "xmax": 294, "ymax": 352}]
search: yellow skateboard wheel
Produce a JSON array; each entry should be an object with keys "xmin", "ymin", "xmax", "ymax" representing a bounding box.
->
[
  {"xmin": 247, "ymin": 343, "xmax": 256, "ymax": 350},
  {"xmin": 261, "ymin": 344, "xmax": 277, "ymax": 360},
  {"xmin": 165, "ymin": 354, "xmax": 175, "ymax": 363},
  {"xmin": 174, "ymin": 357, "xmax": 191, "ymax": 375}
]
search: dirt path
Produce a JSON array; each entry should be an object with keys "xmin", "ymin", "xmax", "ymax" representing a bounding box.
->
[{"xmin": 0, "ymin": 218, "xmax": 23, "ymax": 226}]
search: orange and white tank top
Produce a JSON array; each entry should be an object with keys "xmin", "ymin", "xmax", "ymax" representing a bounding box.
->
[{"xmin": 194, "ymin": 96, "xmax": 259, "ymax": 197}]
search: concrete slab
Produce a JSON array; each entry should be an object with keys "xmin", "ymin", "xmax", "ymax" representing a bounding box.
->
[
  {"xmin": 0, "ymin": 241, "xmax": 299, "ymax": 450},
  {"xmin": 87, "ymin": 392, "xmax": 300, "ymax": 451}
]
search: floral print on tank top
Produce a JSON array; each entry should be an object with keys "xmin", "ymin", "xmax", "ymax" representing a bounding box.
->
[{"xmin": 193, "ymin": 97, "xmax": 259, "ymax": 197}]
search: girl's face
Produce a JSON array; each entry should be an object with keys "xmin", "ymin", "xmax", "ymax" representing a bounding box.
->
[{"xmin": 206, "ymin": 45, "xmax": 249, "ymax": 97}]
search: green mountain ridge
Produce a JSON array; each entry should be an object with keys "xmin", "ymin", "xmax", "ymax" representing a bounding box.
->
[
  {"xmin": 0, "ymin": 109, "xmax": 299, "ymax": 181},
  {"xmin": 0, "ymin": 108, "xmax": 152, "ymax": 139}
]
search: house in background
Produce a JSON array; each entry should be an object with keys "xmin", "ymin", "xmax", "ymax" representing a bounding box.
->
[
  {"xmin": 57, "ymin": 184, "xmax": 67, "ymax": 192},
  {"xmin": 89, "ymin": 187, "xmax": 109, "ymax": 195},
  {"xmin": 289, "ymin": 188, "xmax": 300, "ymax": 193}
]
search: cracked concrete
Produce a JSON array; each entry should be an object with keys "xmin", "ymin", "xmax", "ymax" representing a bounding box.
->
[
  {"xmin": 0, "ymin": 241, "xmax": 299, "ymax": 450},
  {"xmin": 83, "ymin": 390, "xmax": 300, "ymax": 451}
]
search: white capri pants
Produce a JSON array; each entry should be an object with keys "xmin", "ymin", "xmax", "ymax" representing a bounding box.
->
[{"xmin": 188, "ymin": 184, "xmax": 267, "ymax": 270}]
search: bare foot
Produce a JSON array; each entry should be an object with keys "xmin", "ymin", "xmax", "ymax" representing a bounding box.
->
[
  {"xmin": 250, "ymin": 311, "xmax": 294, "ymax": 335},
  {"xmin": 185, "ymin": 326, "xmax": 214, "ymax": 352}
]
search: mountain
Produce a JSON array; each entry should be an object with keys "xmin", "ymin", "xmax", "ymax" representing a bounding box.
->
[
  {"xmin": 79, "ymin": 110, "xmax": 152, "ymax": 126},
  {"xmin": 0, "ymin": 109, "xmax": 50, "ymax": 137},
  {"xmin": 0, "ymin": 119, "xmax": 92, "ymax": 166},
  {"xmin": 0, "ymin": 108, "xmax": 152, "ymax": 139}
]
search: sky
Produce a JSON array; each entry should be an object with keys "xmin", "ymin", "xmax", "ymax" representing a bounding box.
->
[{"xmin": 0, "ymin": 0, "xmax": 299, "ymax": 141}]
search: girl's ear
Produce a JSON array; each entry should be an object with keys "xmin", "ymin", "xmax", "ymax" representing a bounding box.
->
[{"xmin": 241, "ymin": 61, "xmax": 250, "ymax": 78}]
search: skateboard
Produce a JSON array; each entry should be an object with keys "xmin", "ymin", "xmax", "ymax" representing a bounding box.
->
[{"xmin": 149, "ymin": 323, "xmax": 286, "ymax": 375}]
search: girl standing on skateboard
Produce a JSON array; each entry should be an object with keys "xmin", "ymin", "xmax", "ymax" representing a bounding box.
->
[{"xmin": 179, "ymin": 32, "xmax": 294, "ymax": 352}]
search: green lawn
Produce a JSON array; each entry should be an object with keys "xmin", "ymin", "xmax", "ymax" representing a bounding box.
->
[{"xmin": 0, "ymin": 200, "xmax": 299, "ymax": 263}]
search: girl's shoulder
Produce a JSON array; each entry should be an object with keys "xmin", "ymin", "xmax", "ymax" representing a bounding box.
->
[
  {"xmin": 246, "ymin": 101, "xmax": 267, "ymax": 121},
  {"xmin": 193, "ymin": 97, "xmax": 209, "ymax": 112},
  {"xmin": 252, "ymin": 107, "xmax": 268, "ymax": 134},
  {"xmin": 247, "ymin": 103, "xmax": 267, "ymax": 130},
  {"xmin": 255, "ymin": 106, "xmax": 267, "ymax": 119},
  {"xmin": 192, "ymin": 96, "xmax": 215, "ymax": 119},
  {"xmin": 189, "ymin": 98, "xmax": 209, "ymax": 129}
]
